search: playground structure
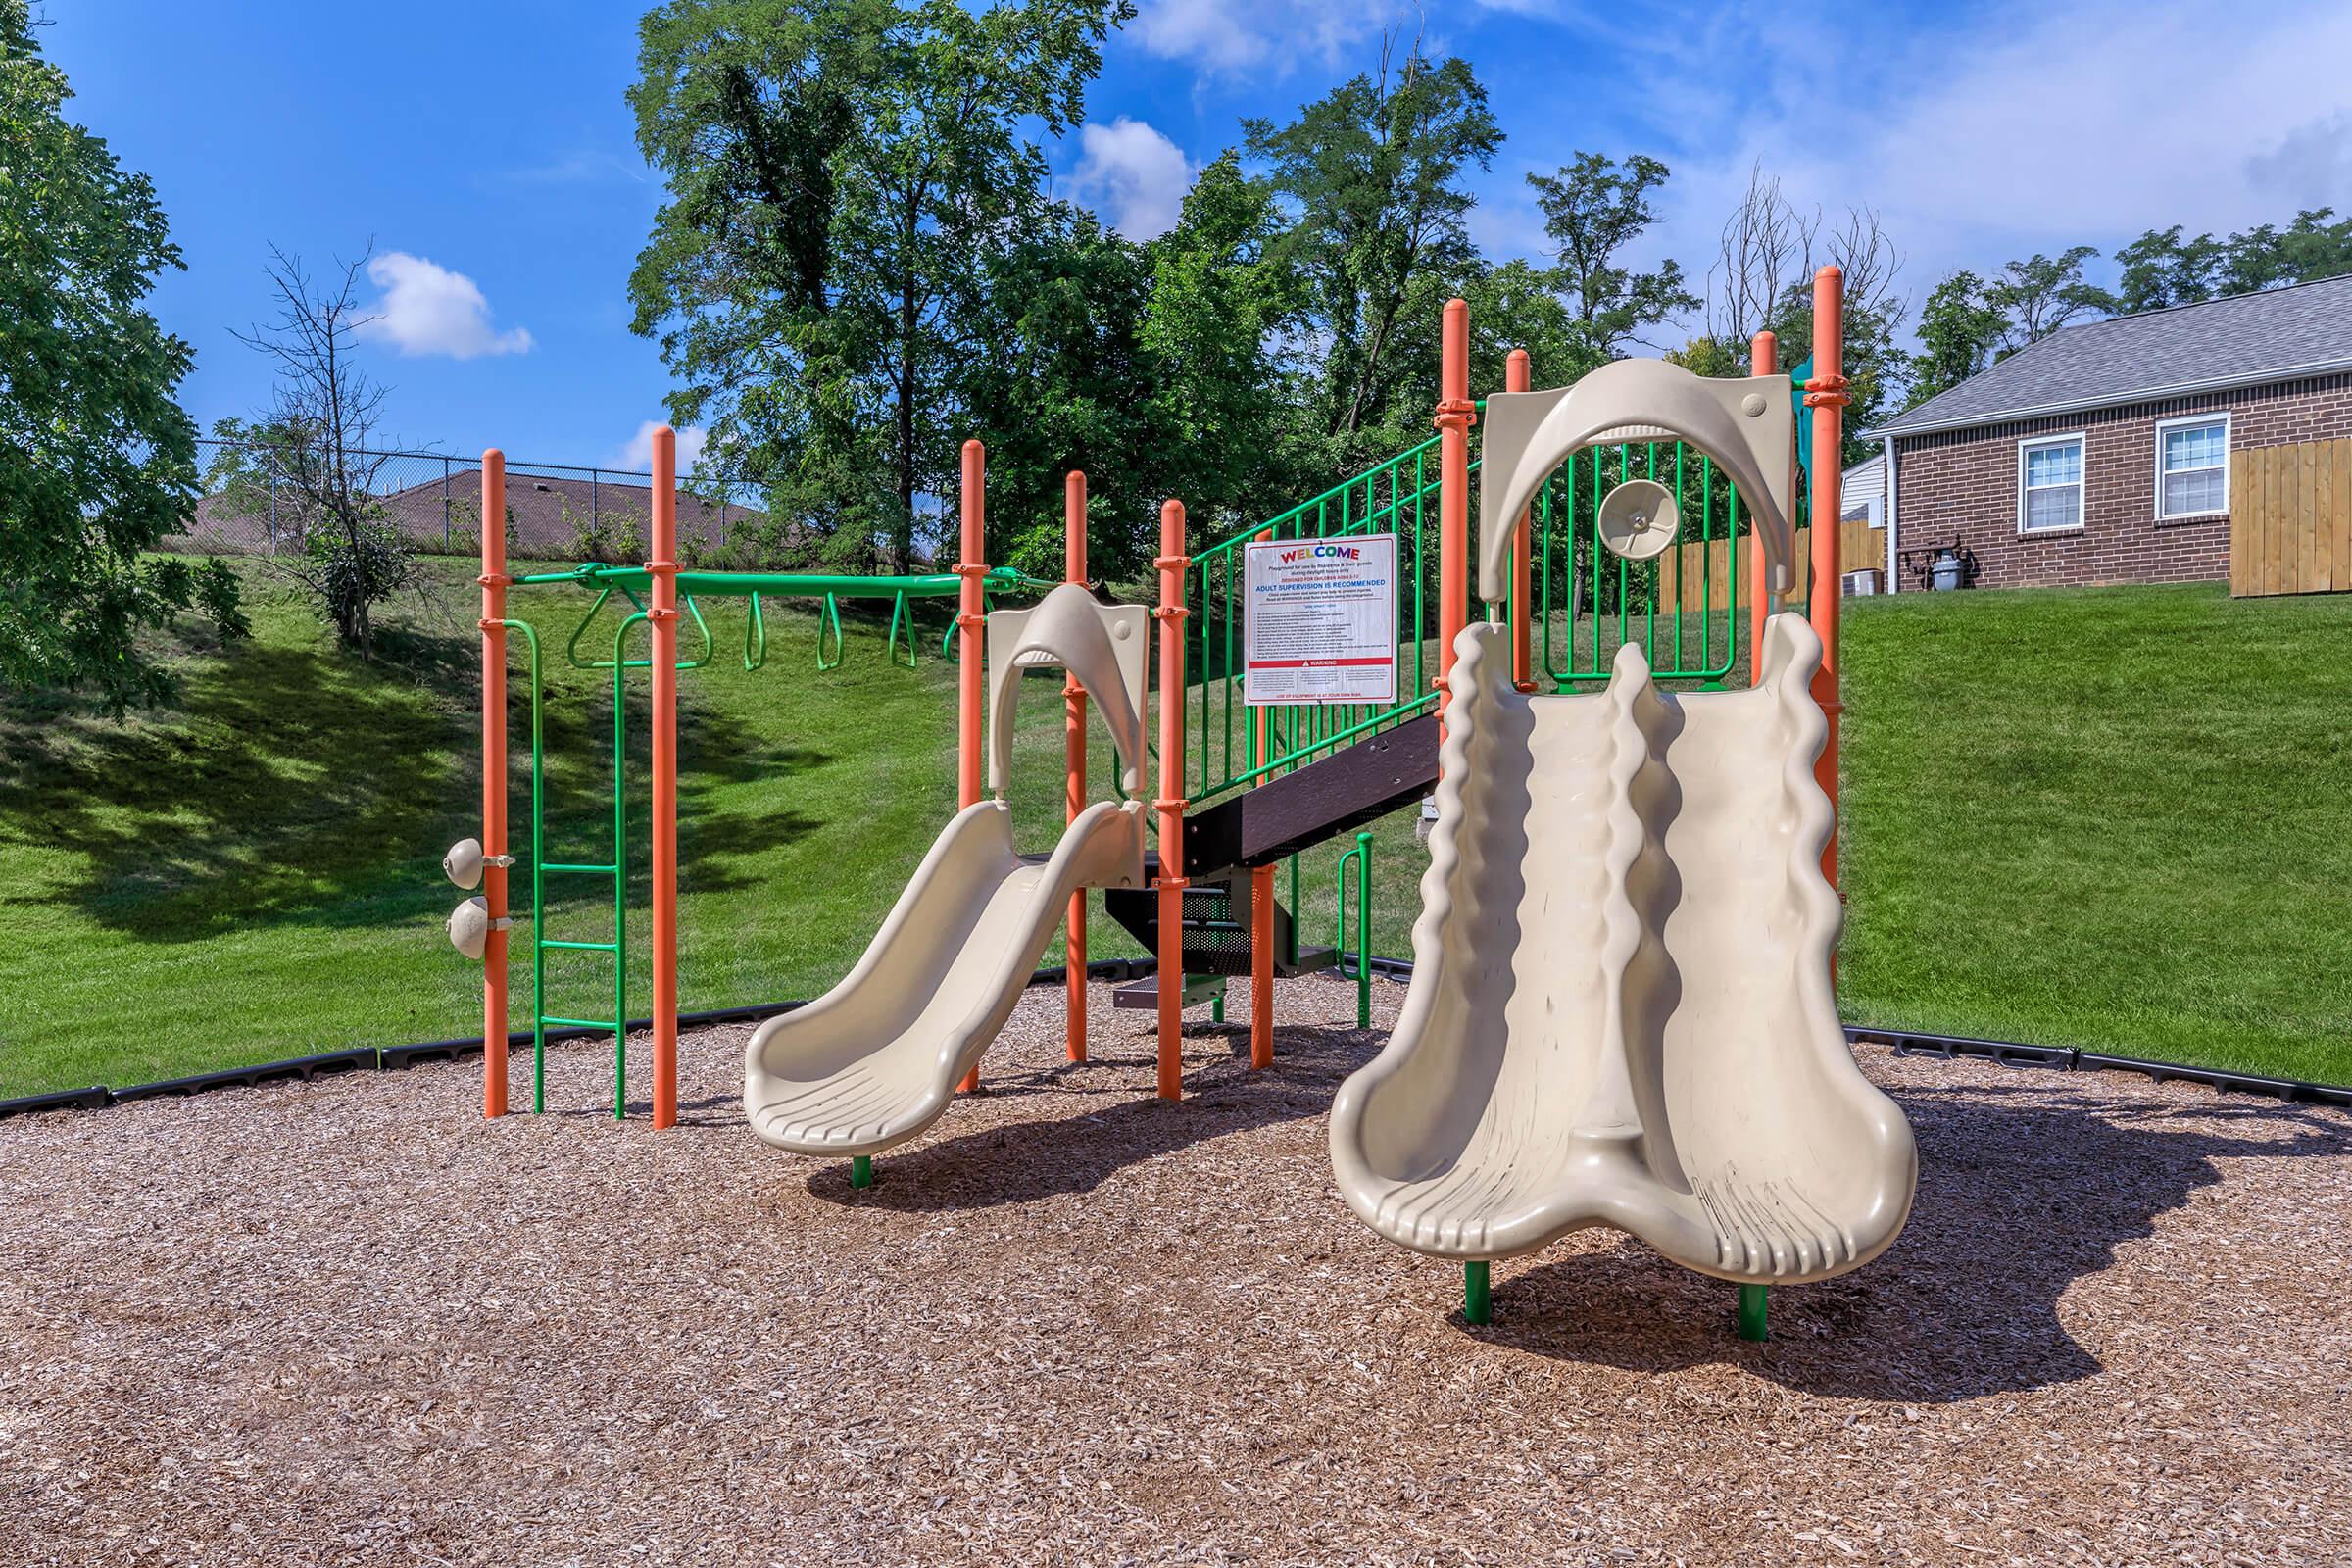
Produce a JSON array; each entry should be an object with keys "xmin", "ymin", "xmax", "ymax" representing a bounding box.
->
[
  {"xmin": 1329, "ymin": 343, "xmax": 1916, "ymax": 1327},
  {"xmin": 451, "ymin": 266, "xmax": 1908, "ymax": 1333},
  {"xmin": 448, "ymin": 440, "xmax": 1061, "ymax": 1126}
]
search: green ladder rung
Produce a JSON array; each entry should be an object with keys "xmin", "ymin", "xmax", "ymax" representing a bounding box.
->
[
  {"xmin": 543, "ymin": 1015, "xmax": 621, "ymax": 1032},
  {"xmin": 542, "ymin": 862, "xmax": 618, "ymax": 874},
  {"xmin": 540, "ymin": 939, "xmax": 618, "ymax": 953}
]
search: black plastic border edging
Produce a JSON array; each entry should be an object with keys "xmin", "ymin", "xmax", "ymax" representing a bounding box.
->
[
  {"xmin": 14, "ymin": 960, "xmax": 2347, "ymax": 1121},
  {"xmin": 0, "ymin": 1085, "xmax": 110, "ymax": 1117},
  {"xmin": 1847, "ymin": 1023, "xmax": 2352, "ymax": 1109}
]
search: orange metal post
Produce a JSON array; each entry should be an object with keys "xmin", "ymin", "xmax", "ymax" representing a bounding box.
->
[
  {"xmin": 1435, "ymin": 299, "xmax": 1473, "ymax": 739},
  {"xmin": 1153, "ymin": 500, "xmax": 1189, "ymax": 1101},
  {"xmin": 956, "ymin": 440, "xmax": 987, "ymax": 1093},
  {"xmin": 479, "ymin": 451, "xmax": 510, "ymax": 1120},
  {"xmin": 1505, "ymin": 348, "xmax": 1535, "ymax": 692},
  {"xmin": 1806, "ymin": 268, "xmax": 1849, "ymax": 891},
  {"xmin": 1748, "ymin": 329, "xmax": 1776, "ymax": 687},
  {"xmin": 1063, "ymin": 469, "xmax": 1089, "ymax": 1063},
  {"xmin": 1249, "ymin": 526, "xmax": 1274, "ymax": 1072},
  {"xmin": 648, "ymin": 428, "xmax": 680, "ymax": 1130}
]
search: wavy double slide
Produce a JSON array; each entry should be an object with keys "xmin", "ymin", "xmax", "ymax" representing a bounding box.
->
[
  {"xmin": 1329, "ymin": 614, "xmax": 1915, "ymax": 1283},
  {"xmin": 745, "ymin": 584, "xmax": 1148, "ymax": 1157}
]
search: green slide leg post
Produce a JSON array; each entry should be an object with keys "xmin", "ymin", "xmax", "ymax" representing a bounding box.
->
[
  {"xmin": 1739, "ymin": 1284, "xmax": 1768, "ymax": 1342},
  {"xmin": 1464, "ymin": 1261, "xmax": 1492, "ymax": 1325},
  {"xmin": 851, "ymin": 1155, "xmax": 874, "ymax": 1190}
]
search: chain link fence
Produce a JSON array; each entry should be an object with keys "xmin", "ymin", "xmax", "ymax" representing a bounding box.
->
[{"xmin": 173, "ymin": 438, "xmax": 771, "ymax": 564}]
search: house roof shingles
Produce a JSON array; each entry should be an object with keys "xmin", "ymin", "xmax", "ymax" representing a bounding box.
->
[{"xmin": 1869, "ymin": 272, "xmax": 2352, "ymax": 440}]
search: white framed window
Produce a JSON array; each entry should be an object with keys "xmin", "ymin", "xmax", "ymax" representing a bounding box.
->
[
  {"xmin": 2155, "ymin": 413, "xmax": 2230, "ymax": 520},
  {"xmin": 2017, "ymin": 433, "xmax": 2085, "ymax": 535}
]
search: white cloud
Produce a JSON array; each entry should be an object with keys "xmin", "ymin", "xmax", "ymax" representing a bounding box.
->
[
  {"xmin": 1437, "ymin": 0, "xmax": 2352, "ymax": 364},
  {"xmin": 611, "ymin": 420, "xmax": 709, "ymax": 475},
  {"xmin": 1134, "ymin": 0, "xmax": 1407, "ymax": 74},
  {"xmin": 355, "ymin": 252, "xmax": 534, "ymax": 360},
  {"xmin": 1073, "ymin": 118, "xmax": 1196, "ymax": 239},
  {"xmin": 1606, "ymin": 0, "xmax": 2352, "ymax": 325}
]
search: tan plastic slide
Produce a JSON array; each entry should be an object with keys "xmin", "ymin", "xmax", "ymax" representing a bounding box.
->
[
  {"xmin": 744, "ymin": 585, "xmax": 1149, "ymax": 1156},
  {"xmin": 1327, "ymin": 616, "xmax": 1916, "ymax": 1283},
  {"xmin": 1330, "ymin": 355, "xmax": 1913, "ymax": 1285}
]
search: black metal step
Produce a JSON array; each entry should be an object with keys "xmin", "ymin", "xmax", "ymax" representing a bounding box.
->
[{"xmin": 1103, "ymin": 868, "xmax": 1340, "ymax": 979}]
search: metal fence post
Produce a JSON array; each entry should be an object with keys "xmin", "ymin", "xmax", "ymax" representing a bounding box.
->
[
  {"xmin": 269, "ymin": 467, "xmax": 279, "ymax": 554},
  {"xmin": 442, "ymin": 457, "xmax": 453, "ymax": 552}
]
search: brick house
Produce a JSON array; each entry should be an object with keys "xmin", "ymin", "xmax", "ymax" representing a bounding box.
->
[{"xmin": 1863, "ymin": 274, "xmax": 2352, "ymax": 592}]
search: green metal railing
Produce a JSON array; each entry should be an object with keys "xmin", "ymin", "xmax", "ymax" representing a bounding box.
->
[
  {"xmin": 1182, "ymin": 416, "xmax": 1793, "ymax": 808},
  {"xmin": 1186, "ymin": 432, "xmax": 1454, "ymax": 808}
]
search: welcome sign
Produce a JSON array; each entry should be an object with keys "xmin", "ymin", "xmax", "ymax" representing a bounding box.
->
[{"xmin": 1243, "ymin": 533, "xmax": 1398, "ymax": 707}]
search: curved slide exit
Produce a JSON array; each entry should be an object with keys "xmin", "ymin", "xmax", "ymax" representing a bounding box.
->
[
  {"xmin": 1329, "ymin": 615, "xmax": 1915, "ymax": 1284},
  {"xmin": 744, "ymin": 798, "xmax": 1142, "ymax": 1155},
  {"xmin": 745, "ymin": 581, "xmax": 1151, "ymax": 1158}
]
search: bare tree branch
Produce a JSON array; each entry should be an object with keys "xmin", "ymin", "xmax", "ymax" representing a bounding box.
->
[{"xmin": 230, "ymin": 242, "xmax": 409, "ymax": 658}]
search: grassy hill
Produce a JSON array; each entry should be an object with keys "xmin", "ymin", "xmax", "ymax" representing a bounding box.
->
[{"xmin": 2, "ymin": 562, "xmax": 2347, "ymax": 1100}]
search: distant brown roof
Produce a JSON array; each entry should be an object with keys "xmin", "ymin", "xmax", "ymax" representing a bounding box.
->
[{"xmin": 179, "ymin": 468, "xmax": 778, "ymax": 559}]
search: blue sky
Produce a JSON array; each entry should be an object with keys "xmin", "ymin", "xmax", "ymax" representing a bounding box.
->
[{"xmin": 44, "ymin": 0, "xmax": 2352, "ymax": 471}]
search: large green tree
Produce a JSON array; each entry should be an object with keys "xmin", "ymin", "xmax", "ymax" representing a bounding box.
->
[
  {"xmin": 0, "ymin": 0, "xmax": 241, "ymax": 712},
  {"xmin": 1985, "ymin": 247, "xmax": 2117, "ymax": 347},
  {"xmin": 1905, "ymin": 270, "xmax": 2008, "ymax": 408},
  {"xmin": 1524, "ymin": 152, "xmax": 1696, "ymax": 369},
  {"xmin": 2117, "ymin": 209, "xmax": 2352, "ymax": 312},
  {"xmin": 630, "ymin": 0, "xmax": 1131, "ymax": 568},
  {"xmin": 956, "ymin": 152, "xmax": 1308, "ymax": 577},
  {"xmin": 1245, "ymin": 41, "xmax": 1500, "ymax": 465}
]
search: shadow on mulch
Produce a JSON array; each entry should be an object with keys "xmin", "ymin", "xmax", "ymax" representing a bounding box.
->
[
  {"xmin": 802, "ymin": 1021, "xmax": 1378, "ymax": 1212},
  {"xmin": 1475, "ymin": 1084, "xmax": 2350, "ymax": 1401}
]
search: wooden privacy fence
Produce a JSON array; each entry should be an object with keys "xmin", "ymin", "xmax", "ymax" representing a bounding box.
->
[
  {"xmin": 2230, "ymin": 438, "xmax": 2352, "ymax": 598},
  {"xmin": 1657, "ymin": 517, "xmax": 1883, "ymax": 615}
]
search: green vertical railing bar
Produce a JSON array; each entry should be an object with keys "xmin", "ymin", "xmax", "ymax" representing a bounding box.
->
[
  {"xmin": 1336, "ymin": 829, "xmax": 1373, "ymax": 1029},
  {"xmin": 496, "ymin": 619, "xmax": 549, "ymax": 1114},
  {"xmin": 1464, "ymin": 1261, "xmax": 1492, "ymax": 1325},
  {"xmin": 609, "ymin": 611, "xmax": 648, "ymax": 1119},
  {"xmin": 1740, "ymin": 1284, "xmax": 1768, "ymax": 1342}
]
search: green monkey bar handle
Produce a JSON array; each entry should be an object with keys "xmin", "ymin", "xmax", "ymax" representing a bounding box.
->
[
  {"xmin": 568, "ymin": 586, "xmax": 712, "ymax": 671},
  {"xmin": 885, "ymin": 592, "xmax": 918, "ymax": 669},
  {"xmin": 815, "ymin": 593, "xmax": 843, "ymax": 671},
  {"xmin": 744, "ymin": 592, "xmax": 768, "ymax": 671}
]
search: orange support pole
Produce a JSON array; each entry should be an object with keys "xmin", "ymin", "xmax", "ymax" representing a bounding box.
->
[
  {"xmin": 1807, "ymin": 268, "xmax": 1848, "ymax": 891},
  {"xmin": 1249, "ymin": 526, "xmax": 1274, "ymax": 1072},
  {"xmin": 479, "ymin": 451, "xmax": 510, "ymax": 1120},
  {"xmin": 1153, "ymin": 499, "xmax": 1188, "ymax": 1101},
  {"xmin": 1435, "ymin": 299, "xmax": 1473, "ymax": 739},
  {"xmin": 649, "ymin": 427, "xmax": 680, "ymax": 1130},
  {"xmin": 1063, "ymin": 469, "xmax": 1088, "ymax": 1063},
  {"xmin": 1748, "ymin": 329, "xmax": 1776, "ymax": 688},
  {"xmin": 957, "ymin": 440, "xmax": 986, "ymax": 1094},
  {"xmin": 1505, "ymin": 348, "xmax": 1535, "ymax": 693}
]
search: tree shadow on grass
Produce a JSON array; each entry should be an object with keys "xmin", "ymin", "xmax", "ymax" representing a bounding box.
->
[
  {"xmin": 0, "ymin": 626, "xmax": 831, "ymax": 942},
  {"xmin": 798, "ymin": 1019, "xmax": 1375, "ymax": 1211},
  {"xmin": 1474, "ymin": 1082, "xmax": 2349, "ymax": 1401}
]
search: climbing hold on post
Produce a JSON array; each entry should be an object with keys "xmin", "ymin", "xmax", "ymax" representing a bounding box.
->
[
  {"xmin": 1464, "ymin": 1261, "xmax": 1492, "ymax": 1325},
  {"xmin": 851, "ymin": 1155, "xmax": 873, "ymax": 1190},
  {"xmin": 1739, "ymin": 1283, "xmax": 1768, "ymax": 1342}
]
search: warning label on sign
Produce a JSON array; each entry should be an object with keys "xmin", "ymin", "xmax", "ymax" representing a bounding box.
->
[{"xmin": 1244, "ymin": 534, "xmax": 1398, "ymax": 706}]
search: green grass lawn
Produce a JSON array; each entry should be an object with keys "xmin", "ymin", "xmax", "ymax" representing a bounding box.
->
[
  {"xmin": 1838, "ymin": 581, "xmax": 2352, "ymax": 1084},
  {"xmin": 2, "ymin": 565, "xmax": 2346, "ymax": 1098}
]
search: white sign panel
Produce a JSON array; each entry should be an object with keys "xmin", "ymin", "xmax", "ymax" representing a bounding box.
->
[{"xmin": 1244, "ymin": 533, "xmax": 1398, "ymax": 706}]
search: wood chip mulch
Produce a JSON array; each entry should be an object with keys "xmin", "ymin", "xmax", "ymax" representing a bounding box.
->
[{"xmin": 2, "ymin": 975, "xmax": 2347, "ymax": 1567}]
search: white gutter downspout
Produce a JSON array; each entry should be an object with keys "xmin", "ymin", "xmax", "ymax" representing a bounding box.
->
[{"xmin": 1883, "ymin": 435, "xmax": 1898, "ymax": 594}]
